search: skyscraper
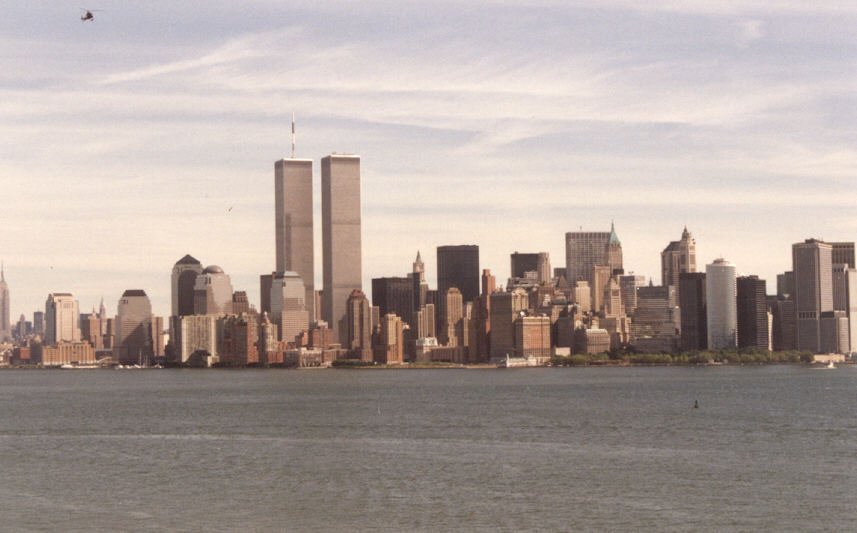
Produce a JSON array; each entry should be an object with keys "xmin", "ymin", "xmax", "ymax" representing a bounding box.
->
[
  {"xmin": 322, "ymin": 154, "xmax": 362, "ymax": 345},
  {"xmin": 737, "ymin": 275, "xmax": 769, "ymax": 350},
  {"xmin": 193, "ymin": 265, "xmax": 234, "ymax": 315},
  {"xmin": 792, "ymin": 239, "xmax": 833, "ymax": 353},
  {"xmin": 270, "ymin": 271, "xmax": 308, "ymax": 343},
  {"xmin": 706, "ymin": 258, "xmax": 737, "ymax": 350},
  {"xmin": 510, "ymin": 252, "xmax": 551, "ymax": 284},
  {"xmin": 441, "ymin": 287, "xmax": 464, "ymax": 347},
  {"xmin": 565, "ymin": 223, "xmax": 622, "ymax": 304},
  {"xmin": 275, "ymin": 157, "xmax": 315, "ymax": 321},
  {"xmin": 346, "ymin": 289, "xmax": 372, "ymax": 361},
  {"xmin": 437, "ymin": 245, "xmax": 480, "ymax": 303},
  {"xmin": 372, "ymin": 277, "xmax": 414, "ymax": 327},
  {"xmin": 830, "ymin": 242, "xmax": 855, "ymax": 269},
  {"xmin": 171, "ymin": 255, "xmax": 203, "ymax": 317},
  {"xmin": 44, "ymin": 293, "xmax": 80, "ymax": 345},
  {"xmin": 679, "ymin": 272, "xmax": 707, "ymax": 351},
  {"xmin": 0, "ymin": 264, "xmax": 9, "ymax": 341},
  {"xmin": 115, "ymin": 290, "xmax": 153, "ymax": 365},
  {"xmin": 489, "ymin": 288, "xmax": 529, "ymax": 360},
  {"xmin": 661, "ymin": 227, "xmax": 697, "ymax": 301}
]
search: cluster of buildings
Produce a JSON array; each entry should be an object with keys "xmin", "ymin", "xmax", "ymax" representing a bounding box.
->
[{"xmin": 2, "ymin": 146, "xmax": 856, "ymax": 367}]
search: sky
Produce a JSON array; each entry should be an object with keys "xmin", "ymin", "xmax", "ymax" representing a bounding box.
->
[{"xmin": 3, "ymin": 1, "xmax": 857, "ymax": 320}]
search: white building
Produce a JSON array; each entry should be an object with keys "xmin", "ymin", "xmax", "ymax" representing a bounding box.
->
[
  {"xmin": 706, "ymin": 258, "xmax": 737, "ymax": 350},
  {"xmin": 45, "ymin": 293, "xmax": 80, "ymax": 345}
]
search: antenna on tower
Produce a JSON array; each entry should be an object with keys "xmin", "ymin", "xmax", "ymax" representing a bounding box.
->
[{"xmin": 291, "ymin": 112, "xmax": 296, "ymax": 158}]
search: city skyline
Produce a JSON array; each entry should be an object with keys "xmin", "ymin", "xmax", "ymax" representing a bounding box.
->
[{"xmin": 4, "ymin": 2, "xmax": 857, "ymax": 319}]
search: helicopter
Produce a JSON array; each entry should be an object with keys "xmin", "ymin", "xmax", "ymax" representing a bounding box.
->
[{"xmin": 80, "ymin": 9, "xmax": 99, "ymax": 22}]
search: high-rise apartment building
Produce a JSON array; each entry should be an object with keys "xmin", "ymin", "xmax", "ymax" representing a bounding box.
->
[
  {"xmin": 171, "ymin": 255, "xmax": 203, "ymax": 317},
  {"xmin": 706, "ymin": 258, "xmax": 737, "ymax": 350},
  {"xmin": 661, "ymin": 227, "xmax": 697, "ymax": 302},
  {"xmin": 679, "ymin": 272, "xmax": 707, "ymax": 351},
  {"xmin": 437, "ymin": 245, "xmax": 480, "ymax": 304},
  {"xmin": 322, "ymin": 154, "xmax": 362, "ymax": 345},
  {"xmin": 275, "ymin": 157, "xmax": 315, "ymax": 321},
  {"xmin": 737, "ymin": 276, "xmax": 769, "ymax": 350},
  {"xmin": 115, "ymin": 290, "xmax": 153, "ymax": 365},
  {"xmin": 44, "ymin": 293, "xmax": 80, "ymax": 345},
  {"xmin": 565, "ymin": 223, "xmax": 622, "ymax": 305},
  {"xmin": 792, "ymin": 239, "xmax": 833, "ymax": 353}
]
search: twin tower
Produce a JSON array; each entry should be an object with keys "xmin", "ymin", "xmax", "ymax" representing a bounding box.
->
[{"xmin": 273, "ymin": 154, "xmax": 362, "ymax": 345}]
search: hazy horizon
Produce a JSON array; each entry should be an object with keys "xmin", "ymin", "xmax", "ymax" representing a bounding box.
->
[{"xmin": 4, "ymin": 1, "xmax": 857, "ymax": 319}]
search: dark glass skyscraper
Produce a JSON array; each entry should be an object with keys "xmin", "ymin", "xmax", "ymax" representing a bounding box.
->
[
  {"xmin": 737, "ymin": 275, "xmax": 768, "ymax": 350},
  {"xmin": 436, "ymin": 245, "xmax": 480, "ymax": 303},
  {"xmin": 679, "ymin": 272, "xmax": 707, "ymax": 351}
]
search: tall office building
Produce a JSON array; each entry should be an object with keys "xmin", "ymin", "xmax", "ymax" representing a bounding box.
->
[
  {"xmin": 437, "ymin": 245, "xmax": 480, "ymax": 303},
  {"xmin": 33, "ymin": 311, "xmax": 45, "ymax": 336},
  {"xmin": 489, "ymin": 288, "xmax": 529, "ymax": 360},
  {"xmin": 44, "ymin": 293, "xmax": 81, "ymax": 345},
  {"xmin": 115, "ymin": 290, "xmax": 153, "ymax": 365},
  {"xmin": 441, "ymin": 287, "xmax": 464, "ymax": 347},
  {"xmin": 270, "ymin": 271, "xmax": 308, "ymax": 343},
  {"xmin": 171, "ymin": 255, "xmax": 203, "ymax": 317},
  {"xmin": 776, "ymin": 271, "xmax": 795, "ymax": 300},
  {"xmin": 619, "ymin": 274, "xmax": 647, "ymax": 316},
  {"xmin": 830, "ymin": 242, "xmax": 855, "ymax": 269},
  {"xmin": 275, "ymin": 157, "xmax": 315, "ymax": 321},
  {"xmin": 372, "ymin": 277, "xmax": 414, "ymax": 327},
  {"xmin": 629, "ymin": 285, "xmax": 679, "ymax": 353},
  {"xmin": 0, "ymin": 264, "xmax": 9, "ymax": 341},
  {"xmin": 679, "ymin": 272, "xmax": 707, "ymax": 351},
  {"xmin": 510, "ymin": 252, "xmax": 551, "ymax": 284},
  {"xmin": 346, "ymin": 289, "xmax": 372, "ymax": 361},
  {"xmin": 411, "ymin": 251, "xmax": 428, "ymax": 313},
  {"xmin": 792, "ymin": 239, "xmax": 834, "ymax": 353},
  {"xmin": 706, "ymin": 259, "xmax": 737, "ymax": 350},
  {"xmin": 322, "ymin": 154, "xmax": 362, "ymax": 345},
  {"xmin": 661, "ymin": 227, "xmax": 697, "ymax": 301},
  {"xmin": 737, "ymin": 276, "xmax": 769, "ymax": 350},
  {"xmin": 193, "ymin": 265, "xmax": 234, "ymax": 315},
  {"xmin": 565, "ymin": 223, "xmax": 623, "ymax": 303},
  {"xmin": 847, "ymin": 269, "xmax": 857, "ymax": 354},
  {"xmin": 374, "ymin": 314, "xmax": 404, "ymax": 364}
]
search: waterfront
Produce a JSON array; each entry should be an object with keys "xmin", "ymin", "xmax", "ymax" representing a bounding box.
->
[{"xmin": 1, "ymin": 366, "xmax": 855, "ymax": 531}]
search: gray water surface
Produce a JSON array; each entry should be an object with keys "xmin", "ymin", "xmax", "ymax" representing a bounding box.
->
[{"xmin": 1, "ymin": 366, "xmax": 855, "ymax": 531}]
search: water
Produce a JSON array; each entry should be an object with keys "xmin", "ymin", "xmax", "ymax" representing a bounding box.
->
[{"xmin": 1, "ymin": 366, "xmax": 855, "ymax": 531}]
